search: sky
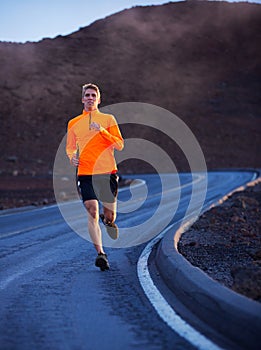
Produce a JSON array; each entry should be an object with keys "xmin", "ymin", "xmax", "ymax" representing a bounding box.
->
[{"xmin": 0, "ymin": 0, "xmax": 260, "ymax": 43}]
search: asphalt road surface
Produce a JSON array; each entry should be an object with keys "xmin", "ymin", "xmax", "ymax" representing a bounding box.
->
[{"xmin": 0, "ymin": 171, "xmax": 257, "ymax": 350}]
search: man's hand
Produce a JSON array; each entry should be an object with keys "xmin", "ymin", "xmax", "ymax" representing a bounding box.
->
[
  {"xmin": 71, "ymin": 154, "xmax": 79, "ymax": 167},
  {"xmin": 90, "ymin": 122, "xmax": 102, "ymax": 131}
]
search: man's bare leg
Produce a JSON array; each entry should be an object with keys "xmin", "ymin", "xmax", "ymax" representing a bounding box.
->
[
  {"xmin": 84, "ymin": 199, "xmax": 105, "ymax": 254},
  {"xmin": 100, "ymin": 201, "xmax": 118, "ymax": 240},
  {"xmin": 102, "ymin": 201, "xmax": 117, "ymax": 224}
]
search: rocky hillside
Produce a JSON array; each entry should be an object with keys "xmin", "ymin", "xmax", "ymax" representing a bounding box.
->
[{"xmin": 0, "ymin": 1, "xmax": 260, "ymax": 177}]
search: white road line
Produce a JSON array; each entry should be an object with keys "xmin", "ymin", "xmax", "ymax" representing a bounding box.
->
[
  {"xmin": 137, "ymin": 223, "xmax": 223, "ymax": 350},
  {"xmin": 137, "ymin": 173, "xmax": 261, "ymax": 348}
]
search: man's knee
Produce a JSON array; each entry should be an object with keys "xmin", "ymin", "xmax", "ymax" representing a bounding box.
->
[
  {"xmin": 84, "ymin": 201, "xmax": 99, "ymax": 220},
  {"xmin": 104, "ymin": 210, "xmax": 116, "ymax": 223}
]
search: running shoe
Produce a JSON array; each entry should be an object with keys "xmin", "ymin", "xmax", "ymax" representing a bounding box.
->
[
  {"xmin": 100, "ymin": 214, "xmax": 119, "ymax": 240},
  {"xmin": 95, "ymin": 253, "xmax": 110, "ymax": 271}
]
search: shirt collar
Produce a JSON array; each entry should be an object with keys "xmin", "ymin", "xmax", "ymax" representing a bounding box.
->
[{"xmin": 82, "ymin": 109, "xmax": 99, "ymax": 116}]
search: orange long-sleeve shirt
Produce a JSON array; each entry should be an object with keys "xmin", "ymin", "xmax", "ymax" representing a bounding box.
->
[{"xmin": 66, "ymin": 109, "xmax": 124, "ymax": 175}]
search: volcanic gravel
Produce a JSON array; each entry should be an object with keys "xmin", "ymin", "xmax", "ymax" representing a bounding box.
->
[{"xmin": 178, "ymin": 179, "xmax": 261, "ymax": 302}]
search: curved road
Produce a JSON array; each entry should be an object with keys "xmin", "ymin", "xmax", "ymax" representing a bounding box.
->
[{"xmin": 0, "ymin": 171, "xmax": 257, "ymax": 350}]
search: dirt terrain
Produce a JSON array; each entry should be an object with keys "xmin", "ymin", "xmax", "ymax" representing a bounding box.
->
[
  {"xmin": 0, "ymin": 1, "xmax": 260, "ymax": 206},
  {"xmin": 179, "ymin": 179, "xmax": 261, "ymax": 302},
  {"xmin": 0, "ymin": 1, "xmax": 260, "ymax": 180}
]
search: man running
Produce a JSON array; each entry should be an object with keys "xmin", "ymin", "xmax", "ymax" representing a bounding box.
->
[{"xmin": 66, "ymin": 83, "xmax": 124, "ymax": 271}]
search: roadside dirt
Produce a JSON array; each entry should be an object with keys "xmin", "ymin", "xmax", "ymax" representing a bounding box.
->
[
  {"xmin": 178, "ymin": 179, "xmax": 261, "ymax": 303},
  {"xmin": 0, "ymin": 174, "xmax": 132, "ymax": 210},
  {"xmin": 0, "ymin": 175, "xmax": 54, "ymax": 209}
]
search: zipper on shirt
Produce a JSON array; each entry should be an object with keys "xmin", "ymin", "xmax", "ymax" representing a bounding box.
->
[{"xmin": 89, "ymin": 112, "xmax": 92, "ymax": 130}]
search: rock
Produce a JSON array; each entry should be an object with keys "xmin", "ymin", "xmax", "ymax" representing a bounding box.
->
[
  {"xmin": 231, "ymin": 215, "xmax": 245, "ymax": 223},
  {"xmin": 231, "ymin": 266, "xmax": 261, "ymax": 302},
  {"xmin": 5, "ymin": 156, "xmax": 18, "ymax": 163},
  {"xmin": 61, "ymin": 177, "xmax": 69, "ymax": 181},
  {"xmin": 237, "ymin": 196, "xmax": 259, "ymax": 208},
  {"xmin": 252, "ymin": 249, "xmax": 261, "ymax": 261}
]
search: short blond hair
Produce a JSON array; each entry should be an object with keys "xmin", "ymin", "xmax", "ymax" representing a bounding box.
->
[{"xmin": 82, "ymin": 83, "xmax": 101, "ymax": 99}]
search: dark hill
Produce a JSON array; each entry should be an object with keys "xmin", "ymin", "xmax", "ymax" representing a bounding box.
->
[{"xmin": 0, "ymin": 1, "xmax": 260, "ymax": 179}]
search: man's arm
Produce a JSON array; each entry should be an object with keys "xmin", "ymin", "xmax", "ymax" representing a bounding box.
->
[
  {"xmin": 90, "ymin": 116, "xmax": 124, "ymax": 151},
  {"xmin": 100, "ymin": 124, "xmax": 124, "ymax": 151},
  {"xmin": 66, "ymin": 121, "xmax": 79, "ymax": 166}
]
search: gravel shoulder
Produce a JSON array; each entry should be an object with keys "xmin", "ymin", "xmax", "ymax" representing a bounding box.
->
[{"xmin": 178, "ymin": 179, "xmax": 261, "ymax": 303}]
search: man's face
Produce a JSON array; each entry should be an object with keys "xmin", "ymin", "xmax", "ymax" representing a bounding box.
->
[{"xmin": 82, "ymin": 88, "xmax": 100, "ymax": 111}]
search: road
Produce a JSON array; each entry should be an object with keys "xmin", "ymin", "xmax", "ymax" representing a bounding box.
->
[{"xmin": 0, "ymin": 171, "xmax": 257, "ymax": 350}]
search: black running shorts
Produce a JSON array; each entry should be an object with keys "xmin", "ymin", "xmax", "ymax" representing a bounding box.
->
[{"xmin": 77, "ymin": 173, "xmax": 119, "ymax": 203}]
